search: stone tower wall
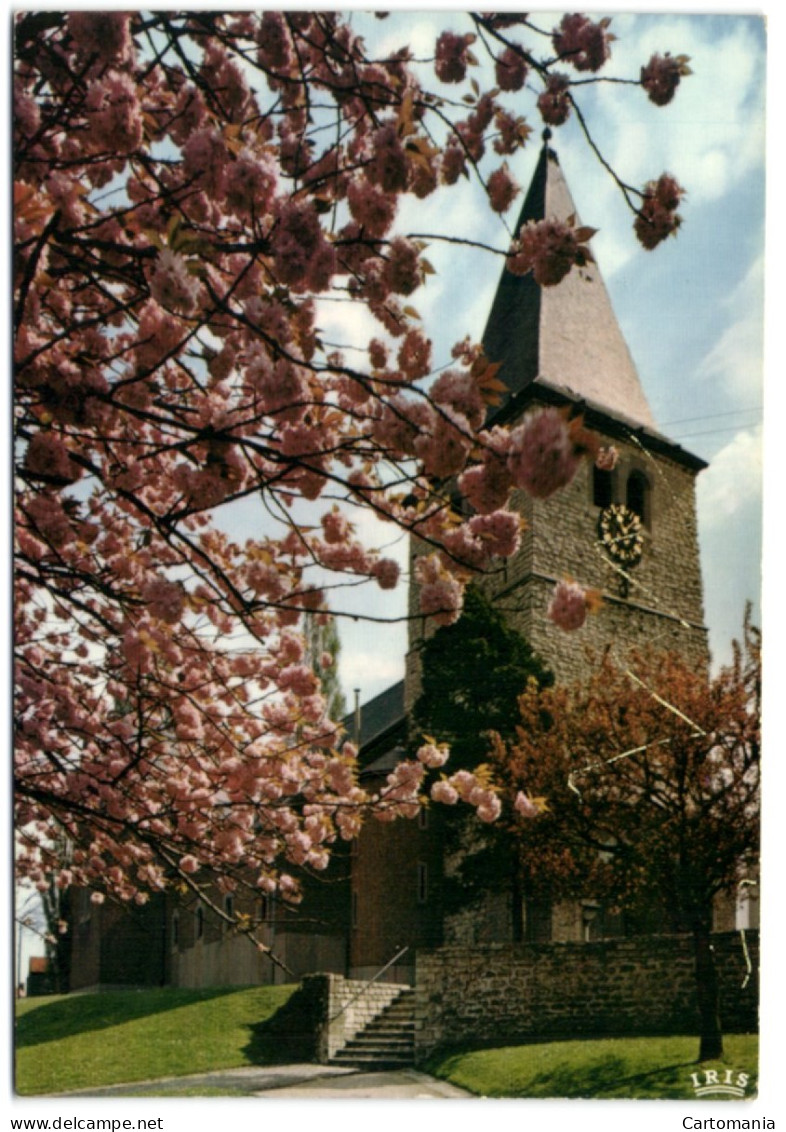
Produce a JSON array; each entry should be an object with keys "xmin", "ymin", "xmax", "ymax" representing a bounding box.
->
[{"xmin": 405, "ymin": 417, "xmax": 708, "ymax": 704}]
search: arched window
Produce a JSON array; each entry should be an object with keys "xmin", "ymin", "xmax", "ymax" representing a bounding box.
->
[
  {"xmin": 626, "ymin": 470, "xmax": 650, "ymax": 525},
  {"xmin": 593, "ymin": 466, "xmax": 613, "ymax": 508}
]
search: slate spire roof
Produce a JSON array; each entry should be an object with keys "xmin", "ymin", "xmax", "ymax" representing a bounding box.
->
[{"xmin": 483, "ymin": 136, "xmax": 657, "ymax": 433}]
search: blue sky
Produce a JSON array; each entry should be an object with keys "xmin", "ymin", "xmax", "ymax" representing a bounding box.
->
[{"xmin": 321, "ymin": 9, "xmax": 767, "ymax": 705}]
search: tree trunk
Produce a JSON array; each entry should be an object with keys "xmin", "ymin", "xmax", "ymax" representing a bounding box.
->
[{"xmin": 693, "ymin": 921, "xmax": 723, "ymax": 1061}]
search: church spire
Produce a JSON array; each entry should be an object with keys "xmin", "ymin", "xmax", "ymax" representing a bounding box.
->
[{"xmin": 483, "ymin": 136, "xmax": 657, "ymax": 432}]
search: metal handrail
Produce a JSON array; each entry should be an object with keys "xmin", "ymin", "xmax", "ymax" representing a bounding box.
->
[{"xmin": 329, "ymin": 945, "xmax": 410, "ymax": 1023}]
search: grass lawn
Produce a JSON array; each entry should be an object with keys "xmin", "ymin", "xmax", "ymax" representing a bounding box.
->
[
  {"xmin": 426, "ymin": 1033, "xmax": 759, "ymax": 1100},
  {"xmin": 15, "ymin": 985, "xmax": 297, "ymax": 1096}
]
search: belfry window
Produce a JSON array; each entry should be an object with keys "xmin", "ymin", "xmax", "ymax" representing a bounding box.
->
[
  {"xmin": 626, "ymin": 470, "xmax": 650, "ymax": 525},
  {"xmin": 593, "ymin": 466, "xmax": 613, "ymax": 508}
]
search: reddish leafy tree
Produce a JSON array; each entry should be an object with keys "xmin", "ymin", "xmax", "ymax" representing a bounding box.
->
[
  {"xmin": 490, "ymin": 614, "xmax": 761, "ymax": 1060},
  {"xmin": 14, "ymin": 11, "xmax": 690, "ymax": 949}
]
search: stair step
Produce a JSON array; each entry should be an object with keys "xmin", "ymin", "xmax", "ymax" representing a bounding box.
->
[{"xmin": 329, "ymin": 986, "xmax": 416, "ymax": 1069}]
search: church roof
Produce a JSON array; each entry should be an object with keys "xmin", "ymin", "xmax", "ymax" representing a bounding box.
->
[
  {"xmin": 342, "ymin": 680, "xmax": 406, "ymax": 759},
  {"xmin": 483, "ymin": 138, "xmax": 657, "ymax": 433}
]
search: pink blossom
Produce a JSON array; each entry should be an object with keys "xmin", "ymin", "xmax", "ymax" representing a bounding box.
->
[
  {"xmin": 441, "ymin": 141, "xmax": 467, "ymax": 185},
  {"xmin": 67, "ymin": 11, "xmax": 133, "ymax": 66},
  {"xmin": 414, "ymin": 407, "xmax": 472, "ymax": 479},
  {"xmin": 430, "ymin": 369, "xmax": 485, "ymax": 430},
  {"xmin": 634, "ymin": 174, "xmax": 685, "ymax": 250},
  {"xmin": 468, "ymin": 510, "xmax": 521, "ymax": 559},
  {"xmin": 514, "ymin": 791, "xmax": 540, "ymax": 818},
  {"xmin": 148, "ymin": 249, "xmax": 200, "ymax": 314},
  {"xmin": 347, "ymin": 177, "xmax": 397, "ymax": 236},
  {"xmin": 24, "ymin": 432, "xmax": 82, "ymax": 484},
  {"xmin": 493, "ymin": 108, "xmax": 528, "ymax": 156},
  {"xmin": 508, "ymin": 218, "xmax": 590, "ymax": 287},
  {"xmin": 321, "ymin": 508, "xmax": 351, "ymax": 545},
  {"xmin": 458, "ymin": 465, "xmax": 504, "ymax": 515},
  {"xmin": 476, "ymin": 795, "xmax": 502, "ymax": 823},
  {"xmin": 179, "ymin": 854, "xmax": 200, "ymax": 874},
  {"xmin": 431, "ymin": 779, "xmax": 459, "ymax": 805},
  {"xmin": 383, "ymin": 238, "xmax": 422, "ymax": 296},
  {"xmin": 495, "ymin": 46, "xmax": 529, "ymax": 91},
  {"xmin": 553, "ymin": 14, "xmax": 612, "ymax": 72},
  {"xmin": 487, "ymin": 164, "xmax": 520, "ymax": 214},
  {"xmin": 397, "ymin": 328, "xmax": 432, "ymax": 381},
  {"xmin": 256, "ymin": 11, "xmax": 294, "ymax": 70},
  {"xmin": 415, "ymin": 554, "xmax": 464, "ymax": 625},
  {"xmin": 537, "ymin": 73, "xmax": 572, "ymax": 127},
  {"xmin": 85, "ymin": 71, "xmax": 142, "ymax": 153},
  {"xmin": 417, "ymin": 743, "xmax": 450, "ymax": 769},
  {"xmin": 448, "ymin": 769, "xmax": 477, "ymax": 800},
  {"xmin": 595, "ymin": 445, "xmax": 619, "ymax": 471},
  {"xmin": 270, "ymin": 198, "xmax": 336, "ymax": 292},
  {"xmin": 135, "ymin": 300, "xmax": 184, "ymax": 370},
  {"xmin": 225, "ymin": 149, "xmax": 277, "ymax": 217},
  {"xmin": 458, "ymin": 431, "xmax": 514, "ymax": 514},
  {"xmin": 14, "ymin": 84, "xmax": 41, "ymax": 139},
  {"xmin": 547, "ymin": 579, "xmax": 588, "ymax": 631},
  {"xmin": 142, "ymin": 576, "xmax": 185, "ymax": 625},
  {"xmin": 434, "ymin": 31, "xmax": 475, "ymax": 83},
  {"xmin": 182, "ymin": 127, "xmax": 229, "ymax": 198},
  {"xmin": 372, "ymin": 558, "xmax": 400, "ymax": 590},
  {"xmin": 369, "ymin": 339, "xmax": 388, "ymax": 370},
  {"xmin": 369, "ymin": 123, "xmax": 408, "ymax": 194},
  {"xmin": 247, "ymin": 354, "xmax": 308, "ymax": 416},
  {"xmin": 25, "ymin": 494, "xmax": 73, "ymax": 546},
  {"xmin": 420, "ymin": 577, "xmax": 463, "ymax": 626},
  {"xmin": 507, "ymin": 408, "xmax": 581, "ymax": 498},
  {"xmin": 641, "ymin": 53, "xmax": 686, "ymax": 106}
]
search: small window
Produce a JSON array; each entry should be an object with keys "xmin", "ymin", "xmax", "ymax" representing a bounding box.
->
[
  {"xmin": 626, "ymin": 470, "xmax": 650, "ymax": 525},
  {"xmin": 172, "ymin": 912, "xmax": 179, "ymax": 948},
  {"xmin": 195, "ymin": 905, "xmax": 204, "ymax": 940},
  {"xmin": 417, "ymin": 862, "xmax": 428, "ymax": 904},
  {"xmin": 418, "ymin": 808, "xmax": 429, "ymax": 831},
  {"xmin": 593, "ymin": 466, "xmax": 613, "ymax": 508},
  {"xmin": 223, "ymin": 894, "xmax": 234, "ymax": 931}
]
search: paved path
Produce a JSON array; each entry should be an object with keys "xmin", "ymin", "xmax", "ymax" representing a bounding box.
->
[{"xmin": 58, "ymin": 1064, "xmax": 473, "ymax": 1099}]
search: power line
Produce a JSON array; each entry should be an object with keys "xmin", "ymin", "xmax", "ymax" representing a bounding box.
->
[
  {"xmin": 670, "ymin": 423, "xmax": 762, "ymax": 441},
  {"xmin": 659, "ymin": 406, "xmax": 762, "ymax": 428}
]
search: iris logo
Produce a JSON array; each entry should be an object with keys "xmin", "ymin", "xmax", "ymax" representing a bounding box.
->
[{"xmin": 689, "ymin": 1068, "xmax": 750, "ymax": 1099}]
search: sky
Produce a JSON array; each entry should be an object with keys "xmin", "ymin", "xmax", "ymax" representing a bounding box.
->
[{"xmin": 316, "ymin": 9, "xmax": 768, "ymax": 708}]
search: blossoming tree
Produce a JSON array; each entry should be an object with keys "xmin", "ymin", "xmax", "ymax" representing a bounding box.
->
[
  {"xmin": 489, "ymin": 613, "xmax": 761, "ymax": 1060},
  {"xmin": 14, "ymin": 11, "xmax": 691, "ymax": 944}
]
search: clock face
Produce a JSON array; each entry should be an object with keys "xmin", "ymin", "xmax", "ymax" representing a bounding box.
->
[{"xmin": 598, "ymin": 504, "xmax": 644, "ymax": 566}]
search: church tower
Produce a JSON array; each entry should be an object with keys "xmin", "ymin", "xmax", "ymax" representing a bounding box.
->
[
  {"xmin": 352, "ymin": 139, "xmax": 711, "ymax": 975},
  {"xmin": 406, "ymin": 136, "xmax": 708, "ymax": 700}
]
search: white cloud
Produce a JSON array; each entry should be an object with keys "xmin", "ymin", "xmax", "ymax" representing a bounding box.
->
[
  {"xmin": 696, "ymin": 254, "xmax": 765, "ymax": 400},
  {"xmin": 697, "ymin": 423, "xmax": 763, "ymax": 521},
  {"xmin": 602, "ymin": 15, "xmax": 765, "ymax": 201}
]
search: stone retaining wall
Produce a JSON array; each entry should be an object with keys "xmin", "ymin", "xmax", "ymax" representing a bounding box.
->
[{"xmin": 414, "ymin": 932, "xmax": 758, "ymax": 1057}]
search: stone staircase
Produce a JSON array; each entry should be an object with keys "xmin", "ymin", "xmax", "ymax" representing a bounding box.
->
[{"xmin": 329, "ymin": 987, "xmax": 415, "ymax": 1070}]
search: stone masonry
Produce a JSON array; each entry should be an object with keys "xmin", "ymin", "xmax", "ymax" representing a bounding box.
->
[{"xmin": 414, "ymin": 932, "xmax": 759, "ymax": 1058}]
